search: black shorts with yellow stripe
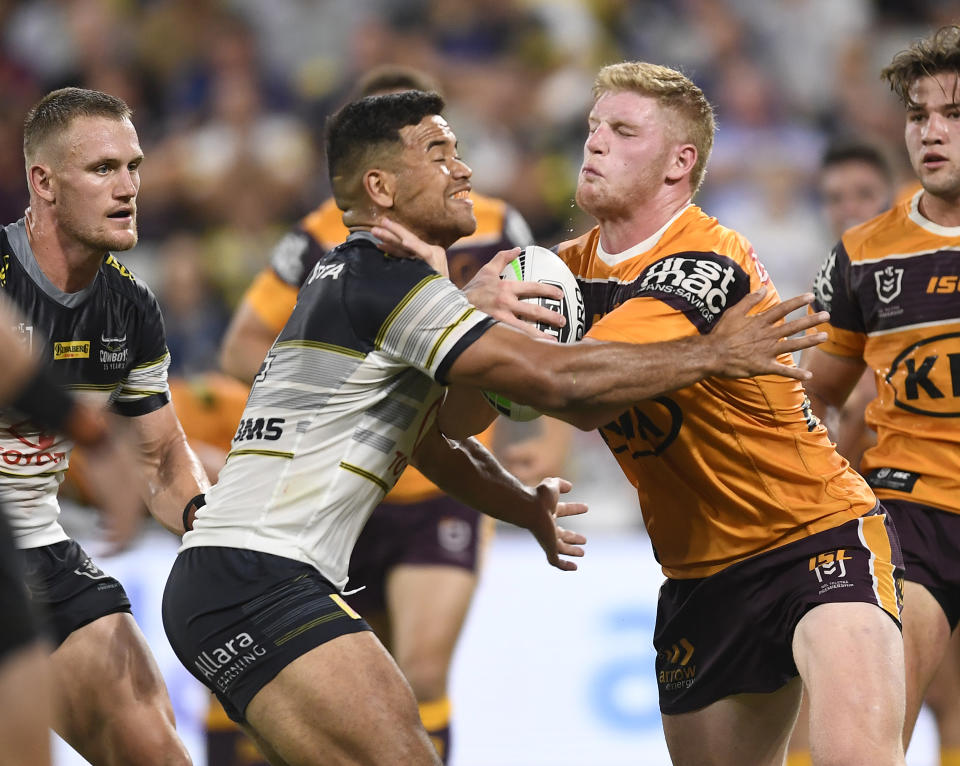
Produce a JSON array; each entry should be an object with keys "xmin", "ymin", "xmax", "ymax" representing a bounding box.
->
[
  {"xmin": 162, "ymin": 546, "xmax": 371, "ymax": 723},
  {"xmin": 654, "ymin": 506, "xmax": 903, "ymax": 715}
]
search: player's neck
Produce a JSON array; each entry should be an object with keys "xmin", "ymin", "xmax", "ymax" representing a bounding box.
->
[
  {"xmin": 596, "ymin": 195, "xmax": 691, "ymax": 254},
  {"xmin": 917, "ymin": 190, "xmax": 960, "ymax": 228},
  {"xmin": 25, "ymin": 207, "xmax": 104, "ymax": 293}
]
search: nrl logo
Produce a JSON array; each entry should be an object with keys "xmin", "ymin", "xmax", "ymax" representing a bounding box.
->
[{"xmin": 875, "ymin": 265, "xmax": 904, "ymax": 304}]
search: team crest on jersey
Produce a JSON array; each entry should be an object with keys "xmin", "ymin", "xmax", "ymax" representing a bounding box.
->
[
  {"xmin": 53, "ymin": 340, "xmax": 91, "ymax": 359},
  {"xmin": 99, "ymin": 333, "xmax": 129, "ymax": 369},
  {"xmin": 874, "ymin": 265, "xmax": 904, "ymax": 304},
  {"xmin": 812, "ymin": 248, "xmax": 837, "ymax": 310}
]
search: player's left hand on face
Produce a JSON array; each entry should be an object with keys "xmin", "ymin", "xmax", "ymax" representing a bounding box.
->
[
  {"xmin": 462, "ymin": 248, "xmax": 566, "ymax": 340},
  {"xmin": 371, "ymin": 216, "xmax": 449, "ymax": 277},
  {"xmin": 532, "ymin": 477, "xmax": 587, "ymax": 571}
]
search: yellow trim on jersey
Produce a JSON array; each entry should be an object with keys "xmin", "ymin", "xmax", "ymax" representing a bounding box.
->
[
  {"xmin": 130, "ymin": 352, "xmax": 170, "ymax": 372},
  {"xmin": 375, "ymin": 274, "xmax": 444, "ymax": 349},
  {"xmin": 64, "ymin": 383, "xmax": 118, "ymax": 392},
  {"xmin": 338, "ymin": 462, "xmax": 389, "ymax": 493},
  {"xmin": 226, "ymin": 448, "xmax": 294, "ymax": 460},
  {"xmin": 274, "ymin": 339, "xmax": 365, "ymax": 358},
  {"xmin": 425, "ymin": 307, "xmax": 477, "ymax": 370}
]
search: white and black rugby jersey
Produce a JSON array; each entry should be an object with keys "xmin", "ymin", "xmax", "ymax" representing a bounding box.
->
[
  {"xmin": 182, "ymin": 232, "xmax": 497, "ymax": 589},
  {"xmin": 0, "ymin": 217, "xmax": 171, "ymax": 548}
]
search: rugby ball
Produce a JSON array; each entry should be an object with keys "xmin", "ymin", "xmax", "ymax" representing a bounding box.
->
[{"xmin": 482, "ymin": 245, "xmax": 585, "ymax": 421}]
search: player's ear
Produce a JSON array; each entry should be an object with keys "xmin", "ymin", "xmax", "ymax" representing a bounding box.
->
[
  {"xmin": 363, "ymin": 168, "xmax": 397, "ymax": 209},
  {"xmin": 28, "ymin": 163, "xmax": 56, "ymax": 203},
  {"xmin": 666, "ymin": 144, "xmax": 697, "ymax": 184}
]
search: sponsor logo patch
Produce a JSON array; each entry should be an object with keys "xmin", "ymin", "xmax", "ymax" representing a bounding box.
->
[
  {"xmin": 657, "ymin": 637, "xmax": 697, "ymax": 691},
  {"xmin": 53, "ymin": 340, "xmax": 90, "ymax": 359},
  {"xmin": 637, "ymin": 252, "xmax": 749, "ymax": 332}
]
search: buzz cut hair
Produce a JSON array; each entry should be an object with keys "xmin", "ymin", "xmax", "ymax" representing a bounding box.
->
[
  {"xmin": 593, "ymin": 61, "xmax": 716, "ymax": 195},
  {"xmin": 882, "ymin": 25, "xmax": 960, "ymax": 106},
  {"xmin": 23, "ymin": 87, "xmax": 132, "ymax": 164},
  {"xmin": 324, "ymin": 90, "xmax": 445, "ymax": 207}
]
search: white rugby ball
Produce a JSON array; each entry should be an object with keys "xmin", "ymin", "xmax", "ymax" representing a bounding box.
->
[{"xmin": 483, "ymin": 245, "xmax": 585, "ymax": 421}]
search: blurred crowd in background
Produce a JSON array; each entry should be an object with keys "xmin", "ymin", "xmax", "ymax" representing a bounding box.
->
[{"xmin": 0, "ymin": 0, "xmax": 952, "ymax": 423}]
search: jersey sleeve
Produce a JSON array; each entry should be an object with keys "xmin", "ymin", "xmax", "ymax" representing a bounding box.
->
[
  {"xmin": 242, "ymin": 268, "xmax": 301, "ymax": 335},
  {"xmin": 268, "ymin": 228, "xmax": 326, "ymax": 288},
  {"xmin": 114, "ymin": 288, "xmax": 171, "ymax": 416},
  {"xmin": 811, "ymin": 241, "xmax": 866, "ymax": 358},
  {"xmin": 347, "ymin": 257, "xmax": 496, "ymax": 385}
]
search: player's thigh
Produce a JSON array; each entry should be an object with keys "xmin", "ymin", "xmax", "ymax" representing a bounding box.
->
[
  {"xmin": 662, "ymin": 677, "xmax": 802, "ymax": 766},
  {"xmin": 793, "ymin": 601, "xmax": 905, "ymax": 765},
  {"xmin": 385, "ymin": 564, "xmax": 477, "ymax": 687},
  {"xmin": 245, "ymin": 631, "xmax": 440, "ymax": 766},
  {"xmin": 50, "ymin": 611, "xmax": 187, "ymax": 761}
]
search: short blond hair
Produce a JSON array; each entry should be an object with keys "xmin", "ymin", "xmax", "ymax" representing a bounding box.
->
[{"xmin": 593, "ymin": 62, "xmax": 715, "ymax": 194}]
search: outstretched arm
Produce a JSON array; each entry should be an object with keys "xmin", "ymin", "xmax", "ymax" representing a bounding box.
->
[
  {"xmin": 412, "ymin": 422, "xmax": 586, "ymax": 571},
  {"xmin": 446, "ymin": 288, "xmax": 828, "ymax": 426}
]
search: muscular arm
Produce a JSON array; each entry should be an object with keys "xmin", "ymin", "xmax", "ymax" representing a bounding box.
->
[
  {"xmin": 799, "ymin": 346, "xmax": 868, "ymax": 441},
  {"xmin": 448, "ymin": 290, "xmax": 828, "ymax": 430},
  {"xmin": 411, "ymin": 422, "xmax": 586, "ymax": 571},
  {"xmin": 127, "ymin": 403, "xmax": 210, "ymax": 534}
]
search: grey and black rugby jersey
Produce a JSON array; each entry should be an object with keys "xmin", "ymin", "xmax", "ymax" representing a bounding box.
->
[
  {"xmin": 182, "ymin": 232, "xmax": 497, "ymax": 589},
  {"xmin": 0, "ymin": 217, "xmax": 171, "ymax": 547}
]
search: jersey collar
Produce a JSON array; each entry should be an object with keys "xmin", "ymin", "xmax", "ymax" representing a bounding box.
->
[
  {"xmin": 596, "ymin": 202, "xmax": 693, "ymax": 266},
  {"xmin": 908, "ymin": 189, "xmax": 960, "ymax": 237}
]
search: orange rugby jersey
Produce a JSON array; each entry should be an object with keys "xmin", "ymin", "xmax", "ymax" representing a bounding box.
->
[
  {"xmin": 557, "ymin": 205, "xmax": 877, "ymax": 579},
  {"xmin": 240, "ymin": 194, "xmax": 529, "ymax": 504},
  {"xmin": 812, "ymin": 190, "xmax": 960, "ymax": 514}
]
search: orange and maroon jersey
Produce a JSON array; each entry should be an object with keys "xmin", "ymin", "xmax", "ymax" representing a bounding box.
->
[
  {"xmin": 238, "ymin": 194, "xmax": 529, "ymax": 504},
  {"xmin": 811, "ymin": 190, "xmax": 960, "ymax": 514},
  {"xmin": 557, "ymin": 205, "xmax": 877, "ymax": 579}
]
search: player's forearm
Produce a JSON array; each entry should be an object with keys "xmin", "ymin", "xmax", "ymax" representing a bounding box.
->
[
  {"xmin": 142, "ymin": 436, "xmax": 210, "ymax": 534},
  {"xmin": 413, "ymin": 426, "xmax": 544, "ymax": 531},
  {"xmin": 500, "ymin": 334, "xmax": 720, "ymax": 414}
]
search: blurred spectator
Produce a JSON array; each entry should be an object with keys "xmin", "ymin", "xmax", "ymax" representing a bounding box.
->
[{"xmin": 156, "ymin": 232, "xmax": 230, "ymax": 376}]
